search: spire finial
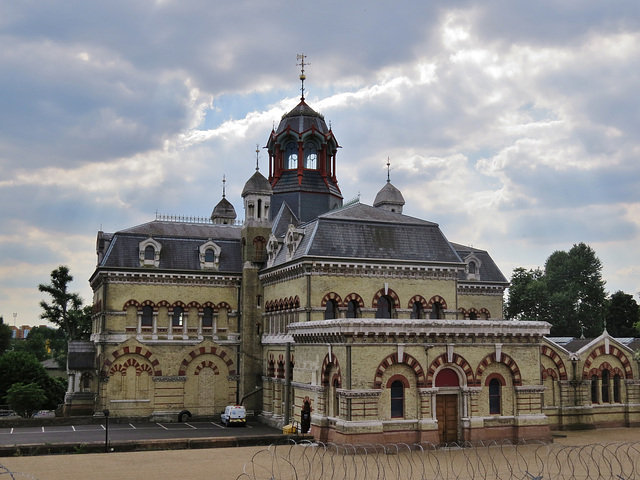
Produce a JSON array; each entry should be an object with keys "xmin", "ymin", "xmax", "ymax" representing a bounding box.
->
[
  {"xmin": 296, "ymin": 54, "xmax": 309, "ymax": 101},
  {"xmin": 386, "ymin": 157, "xmax": 391, "ymax": 183},
  {"xmin": 255, "ymin": 143, "xmax": 260, "ymax": 171},
  {"xmin": 222, "ymin": 175, "xmax": 226, "ymax": 198}
]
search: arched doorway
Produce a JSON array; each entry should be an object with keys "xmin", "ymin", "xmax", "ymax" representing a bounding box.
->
[{"xmin": 434, "ymin": 368, "xmax": 459, "ymax": 444}]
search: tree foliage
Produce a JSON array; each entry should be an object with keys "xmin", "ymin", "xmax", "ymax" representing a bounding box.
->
[
  {"xmin": 0, "ymin": 316, "xmax": 12, "ymax": 356},
  {"xmin": 0, "ymin": 351, "xmax": 65, "ymax": 411},
  {"xmin": 605, "ymin": 291, "xmax": 640, "ymax": 337},
  {"xmin": 505, "ymin": 243, "xmax": 607, "ymax": 337},
  {"xmin": 4, "ymin": 383, "xmax": 47, "ymax": 418},
  {"xmin": 39, "ymin": 266, "xmax": 91, "ymax": 341}
]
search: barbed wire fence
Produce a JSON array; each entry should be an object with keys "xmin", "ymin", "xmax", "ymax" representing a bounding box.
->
[{"xmin": 237, "ymin": 439, "xmax": 640, "ymax": 480}]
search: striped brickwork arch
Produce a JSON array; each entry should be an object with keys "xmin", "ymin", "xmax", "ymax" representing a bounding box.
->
[
  {"xmin": 426, "ymin": 295, "xmax": 448, "ymax": 310},
  {"xmin": 320, "ymin": 353, "xmax": 342, "ymax": 387},
  {"xmin": 372, "ymin": 288, "xmax": 400, "ymax": 309},
  {"xmin": 587, "ymin": 361, "xmax": 625, "ymax": 379},
  {"xmin": 102, "ymin": 345, "xmax": 162, "ymax": 376},
  {"xmin": 178, "ymin": 346, "xmax": 235, "ymax": 376},
  {"xmin": 342, "ymin": 293, "xmax": 364, "ymax": 308},
  {"xmin": 194, "ymin": 361, "xmax": 220, "ymax": 376},
  {"xmin": 426, "ymin": 353, "xmax": 474, "ymax": 387},
  {"xmin": 408, "ymin": 295, "xmax": 428, "ymax": 310},
  {"xmin": 582, "ymin": 345, "xmax": 633, "ymax": 379},
  {"xmin": 476, "ymin": 353, "xmax": 522, "ymax": 386},
  {"xmin": 541, "ymin": 345, "xmax": 568, "ymax": 380},
  {"xmin": 321, "ymin": 292, "xmax": 342, "ymax": 308},
  {"xmin": 374, "ymin": 352, "xmax": 426, "ymax": 388}
]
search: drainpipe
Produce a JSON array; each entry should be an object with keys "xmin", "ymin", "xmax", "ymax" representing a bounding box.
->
[{"xmin": 284, "ymin": 341, "xmax": 291, "ymax": 425}]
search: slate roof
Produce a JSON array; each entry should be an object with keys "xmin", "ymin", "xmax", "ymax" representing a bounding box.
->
[
  {"xmin": 451, "ymin": 242, "xmax": 509, "ymax": 284},
  {"xmin": 268, "ymin": 203, "xmax": 463, "ymax": 266},
  {"xmin": 272, "ymin": 202, "xmax": 299, "ymax": 238},
  {"xmin": 242, "ymin": 170, "xmax": 272, "ymax": 196},
  {"xmin": 272, "ymin": 170, "xmax": 341, "ymax": 197},
  {"xmin": 276, "ymin": 101, "xmax": 329, "ymax": 135},
  {"xmin": 210, "ymin": 197, "xmax": 237, "ymax": 221},
  {"xmin": 547, "ymin": 336, "xmax": 640, "ymax": 353},
  {"xmin": 99, "ymin": 220, "xmax": 242, "ymax": 273},
  {"xmin": 374, "ymin": 182, "xmax": 405, "ymax": 208}
]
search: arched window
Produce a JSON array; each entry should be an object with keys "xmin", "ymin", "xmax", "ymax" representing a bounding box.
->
[
  {"xmin": 346, "ymin": 300, "xmax": 360, "ymax": 318},
  {"xmin": 202, "ymin": 306, "xmax": 213, "ymax": 328},
  {"xmin": 141, "ymin": 305, "xmax": 153, "ymax": 327},
  {"xmin": 613, "ymin": 374, "xmax": 621, "ymax": 403},
  {"xmin": 468, "ymin": 261, "xmax": 476, "ymax": 274},
  {"xmin": 489, "ymin": 378, "xmax": 501, "ymax": 414},
  {"xmin": 591, "ymin": 375, "xmax": 598, "ymax": 403},
  {"xmin": 390, "ymin": 380, "xmax": 404, "ymax": 418},
  {"xmin": 411, "ymin": 302, "xmax": 424, "ymax": 319},
  {"xmin": 430, "ymin": 301, "xmax": 444, "ymax": 319},
  {"xmin": 601, "ymin": 369, "xmax": 610, "ymax": 403},
  {"xmin": 144, "ymin": 245, "xmax": 155, "ymax": 260},
  {"xmin": 172, "ymin": 306, "xmax": 184, "ymax": 328},
  {"xmin": 304, "ymin": 143, "xmax": 317, "ymax": 169},
  {"xmin": 285, "ymin": 142, "xmax": 298, "ymax": 169},
  {"xmin": 324, "ymin": 300, "xmax": 338, "ymax": 320},
  {"xmin": 333, "ymin": 378, "xmax": 340, "ymax": 417},
  {"xmin": 375, "ymin": 296, "xmax": 393, "ymax": 319},
  {"xmin": 204, "ymin": 249, "xmax": 215, "ymax": 263},
  {"xmin": 469, "ymin": 311, "xmax": 478, "ymax": 320}
]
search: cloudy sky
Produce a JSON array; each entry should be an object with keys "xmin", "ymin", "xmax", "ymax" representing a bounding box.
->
[{"xmin": 1, "ymin": 0, "xmax": 639, "ymax": 327}]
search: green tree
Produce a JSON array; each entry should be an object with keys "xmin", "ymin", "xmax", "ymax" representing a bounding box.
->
[
  {"xmin": 0, "ymin": 351, "xmax": 65, "ymax": 411},
  {"xmin": 504, "ymin": 267, "xmax": 548, "ymax": 321},
  {"xmin": 505, "ymin": 243, "xmax": 607, "ymax": 337},
  {"xmin": 605, "ymin": 291, "xmax": 640, "ymax": 337},
  {"xmin": 0, "ymin": 316, "xmax": 12, "ymax": 355},
  {"xmin": 4, "ymin": 383, "xmax": 47, "ymax": 418},
  {"xmin": 39, "ymin": 266, "xmax": 91, "ymax": 341}
]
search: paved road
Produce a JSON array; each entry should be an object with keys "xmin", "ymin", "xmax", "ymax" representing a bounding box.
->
[{"xmin": 0, "ymin": 420, "xmax": 279, "ymax": 446}]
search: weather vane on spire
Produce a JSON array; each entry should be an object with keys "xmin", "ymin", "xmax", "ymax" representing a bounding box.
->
[
  {"xmin": 296, "ymin": 54, "xmax": 309, "ymax": 101},
  {"xmin": 222, "ymin": 174, "xmax": 227, "ymax": 198},
  {"xmin": 386, "ymin": 157, "xmax": 391, "ymax": 183},
  {"xmin": 255, "ymin": 143, "xmax": 260, "ymax": 171}
]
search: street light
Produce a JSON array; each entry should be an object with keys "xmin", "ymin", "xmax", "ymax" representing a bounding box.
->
[{"xmin": 103, "ymin": 409, "xmax": 110, "ymax": 453}]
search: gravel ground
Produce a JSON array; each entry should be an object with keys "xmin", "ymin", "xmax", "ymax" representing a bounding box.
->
[{"xmin": 1, "ymin": 428, "xmax": 639, "ymax": 480}]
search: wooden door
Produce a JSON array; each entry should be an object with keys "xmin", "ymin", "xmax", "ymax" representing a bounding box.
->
[{"xmin": 436, "ymin": 394, "xmax": 458, "ymax": 444}]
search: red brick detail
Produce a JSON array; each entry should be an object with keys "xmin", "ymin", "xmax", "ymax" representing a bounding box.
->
[
  {"xmin": 426, "ymin": 295, "xmax": 448, "ymax": 310},
  {"xmin": 426, "ymin": 353, "xmax": 474, "ymax": 387},
  {"xmin": 374, "ymin": 352, "xmax": 425, "ymax": 388},
  {"xmin": 372, "ymin": 288, "xmax": 401, "ymax": 309},
  {"xmin": 102, "ymin": 346, "xmax": 162, "ymax": 376},
  {"xmin": 178, "ymin": 346, "xmax": 235, "ymax": 376},
  {"xmin": 408, "ymin": 295, "xmax": 428, "ymax": 310},
  {"xmin": 475, "ymin": 353, "xmax": 522, "ymax": 386},
  {"xmin": 123, "ymin": 299, "xmax": 140, "ymax": 310},
  {"xmin": 321, "ymin": 353, "xmax": 341, "ymax": 387},
  {"xmin": 541, "ymin": 345, "xmax": 568, "ymax": 380},
  {"xmin": 342, "ymin": 293, "xmax": 364, "ymax": 309},
  {"xmin": 582, "ymin": 343, "xmax": 634, "ymax": 379},
  {"xmin": 194, "ymin": 361, "xmax": 220, "ymax": 376},
  {"xmin": 321, "ymin": 292, "xmax": 342, "ymax": 308}
]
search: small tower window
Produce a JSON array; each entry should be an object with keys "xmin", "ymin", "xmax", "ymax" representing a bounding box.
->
[
  {"xmin": 375, "ymin": 296, "xmax": 393, "ymax": 319},
  {"xmin": 304, "ymin": 143, "xmax": 317, "ymax": 169},
  {"xmin": 346, "ymin": 300, "xmax": 360, "ymax": 318},
  {"xmin": 204, "ymin": 249, "xmax": 215, "ymax": 263},
  {"xmin": 468, "ymin": 261, "xmax": 476, "ymax": 274},
  {"xmin": 324, "ymin": 300, "xmax": 338, "ymax": 320},
  {"xmin": 411, "ymin": 302, "xmax": 424, "ymax": 319},
  {"xmin": 285, "ymin": 142, "xmax": 298, "ymax": 169}
]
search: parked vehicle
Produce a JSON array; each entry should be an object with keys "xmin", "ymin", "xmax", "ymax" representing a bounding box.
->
[
  {"xmin": 0, "ymin": 410, "xmax": 19, "ymax": 418},
  {"xmin": 32, "ymin": 410, "xmax": 55, "ymax": 418},
  {"xmin": 221, "ymin": 405, "xmax": 246, "ymax": 426}
]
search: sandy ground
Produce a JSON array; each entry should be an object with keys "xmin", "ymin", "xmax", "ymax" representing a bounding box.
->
[{"xmin": 1, "ymin": 428, "xmax": 639, "ymax": 480}]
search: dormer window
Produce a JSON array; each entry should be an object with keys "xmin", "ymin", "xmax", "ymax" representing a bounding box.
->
[
  {"xmin": 199, "ymin": 240, "xmax": 221, "ymax": 269},
  {"xmin": 266, "ymin": 234, "xmax": 281, "ymax": 268},
  {"xmin": 465, "ymin": 254, "xmax": 482, "ymax": 280},
  {"xmin": 285, "ymin": 142, "xmax": 298, "ymax": 169},
  {"xmin": 285, "ymin": 225, "xmax": 304, "ymax": 261},
  {"xmin": 304, "ymin": 142, "xmax": 317, "ymax": 169},
  {"xmin": 139, "ymin": 237, "xmax": 162, "ymax": 267}
]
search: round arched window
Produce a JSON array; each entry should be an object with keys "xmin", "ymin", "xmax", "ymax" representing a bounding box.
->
[{"xmin": 285, "ymin": 142, "xmax": 298, "ymax": 169}]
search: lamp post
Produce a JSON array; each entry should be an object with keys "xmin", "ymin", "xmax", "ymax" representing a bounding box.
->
[{"xmin": 103, "ymin": 409, "xmax": 110, "ymax": 452}]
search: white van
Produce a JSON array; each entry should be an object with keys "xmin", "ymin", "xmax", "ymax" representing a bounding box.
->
[{"xmin": 221, "ymin": 405, "xmax": 246, "ymax": 426}]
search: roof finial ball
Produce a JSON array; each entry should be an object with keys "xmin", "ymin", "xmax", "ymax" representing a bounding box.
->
[{"xmin": 296, "ymin": 53, "xmax": 309, "ymax": 101}]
